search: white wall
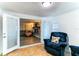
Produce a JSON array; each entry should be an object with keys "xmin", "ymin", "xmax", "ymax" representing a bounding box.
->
[
  {"xmin": 42, "ymin": 17, "xmax": 52, "ymax": 39},
  {"xmin": 0, "ymin": 15, "xmax": 3, "ymax": 53},
  {"xmin": 41, "ymin": 17, "xmax": 58, "ymax": 43},
  {"xmin": 0, "ymin": 9, "xmax": 58, "ymax": 45},
  {"xmin": 51, "ymin": 18, "xmax": 60, "ymax": 32},
  {"xmin": 2, "ymin": 10, "xmax": 40, "ymax": 20},
  {"xmin": 1, "ymin": 10, "xmax": 45, "ymax": 44},
  {"xmin": 55, "ymin": 9, "xmax": 79, "ymax": 46}
]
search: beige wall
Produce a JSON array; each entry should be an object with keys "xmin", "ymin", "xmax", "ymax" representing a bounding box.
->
[
  {"xmin": 20, "ymin": 20, "xmax": 41, "ymax": 31},
  {"xmin": 25, "ymin": 23, "xmax": 34, "ymax": 31},
  {"xmin": 21, "ymin": 22, "xmax": 34, "ymax": 31}
]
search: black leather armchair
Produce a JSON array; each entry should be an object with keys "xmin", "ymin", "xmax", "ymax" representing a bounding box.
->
[{"xmin": 44, "ymin": 32, "xmax": 68, "ymax": 56}]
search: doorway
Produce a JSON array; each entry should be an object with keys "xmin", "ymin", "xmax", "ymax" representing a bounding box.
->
[{"xmin": 20, "ymin": 18, "xmax": 41, "ymax": 46}]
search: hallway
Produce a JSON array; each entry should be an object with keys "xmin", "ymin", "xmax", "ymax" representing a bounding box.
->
[{"xmin": 20, "ymin": 36, "xmax": 40, "ymax": 46}]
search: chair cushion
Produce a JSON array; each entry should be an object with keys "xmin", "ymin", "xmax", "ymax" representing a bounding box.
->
[
  {"xmin": 59, "ymin": 38, "xmax": 66, "ymax": 42},
  {"xmin": 47, "ymin": 42, "xmax": 61, "ymax": 50}
]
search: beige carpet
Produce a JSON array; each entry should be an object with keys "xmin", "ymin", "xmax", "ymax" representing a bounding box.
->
[{"xmin": 6, "ymin": 44, "xmax": 52, "ymax": 56}]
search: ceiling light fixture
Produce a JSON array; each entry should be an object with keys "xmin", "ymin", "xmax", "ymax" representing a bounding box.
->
[{"xmin": 42, "ymin": 2, "xmax": 52, "ymax": 8}]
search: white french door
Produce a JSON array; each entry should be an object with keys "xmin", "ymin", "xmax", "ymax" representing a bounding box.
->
[{"xmin": 3, "ymin": 14, "xmax": 20, "ymax": 55}]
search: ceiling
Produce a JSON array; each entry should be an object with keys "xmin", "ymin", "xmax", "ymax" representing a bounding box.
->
[{"xmin": 0, "ymin": 2, "xmax": 79, "ymax": 17}]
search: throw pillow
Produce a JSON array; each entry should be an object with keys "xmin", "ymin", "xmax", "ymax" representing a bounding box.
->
[{"xmin": 52, "ymin": 36, "xmax": 60, "ymax": 43}]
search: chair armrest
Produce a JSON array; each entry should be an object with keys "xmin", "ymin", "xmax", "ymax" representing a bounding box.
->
[
  {"xmin": 44, "ymin": 39, "xmax": 51, "ymax": 42},
  {"xmin": 59, "ymin": 42, "xmax": 67, "ymax": 47},
  {"xmin": 44, "ymin": 39, "xmax": 51, "ymax": 45}
]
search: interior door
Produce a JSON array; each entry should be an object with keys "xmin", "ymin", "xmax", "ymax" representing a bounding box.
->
[{"xmin": 3, "ymin": 14, "xmax": 20, "ymax": 55}]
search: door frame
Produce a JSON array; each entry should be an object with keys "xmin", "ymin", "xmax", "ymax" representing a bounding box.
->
[
  {"xmin": 2, "ymin": 13, "xmax": 20, "ymax": 55},
  {"xmin": 19, "ymin": 18, "xmax": 42, "ymax": 47},
  {"xmin": 2, "ymin": 13, "xmax": 43, "ymax": 55}
]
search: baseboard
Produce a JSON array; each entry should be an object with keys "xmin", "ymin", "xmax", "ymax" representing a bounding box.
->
[{"xmin": 19, "ymin": 43, "xmax": 43, "ymax": 49}]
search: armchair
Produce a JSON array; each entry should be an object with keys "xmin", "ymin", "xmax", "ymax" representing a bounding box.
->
[{"xmin": 44, "ymin": 32, "xmax": 68, "ymax": 56}]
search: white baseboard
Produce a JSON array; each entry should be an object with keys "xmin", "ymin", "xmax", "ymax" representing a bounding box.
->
[{"xmin": 19, "ymin": 43, "xmax": 43, "ymax": 49}]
